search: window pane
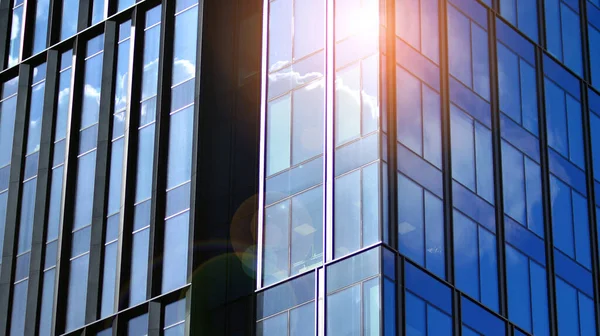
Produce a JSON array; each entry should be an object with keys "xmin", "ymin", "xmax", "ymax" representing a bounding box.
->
[
  {"xmin": 291, "ymin": 186, "xmax": 323, "ymax": 275},
  {"xmin": 327, "ymin": 285, "xmax": 360, "ymax": 336},
  {"xmin": 167, "ymin": 106, "xmax": 193, "ymax": 189},
  {"xmin": 162, "ymin": 212, "xmax": 189, "ymax": 293},
  {"xmin": 172, "ymin": 7, "xmax": 198, "ymax": 85},
  {"xmin": 264, "ymin": 200, "xmax": 290, "ymax": 285},
  {"xmin": 60, "ymin": 0, "xmax": 79, "ymax": 39},
  {"xmin": 66, "ymin": 255, "xmax": 89, "ymax": 331},
  {"xmin": 267, "ymin": 95, "xmax": 291, "ymax": 176},
  {"xmin": 290, "ymin": 303, "xmax": 314, "ymax": 336}
]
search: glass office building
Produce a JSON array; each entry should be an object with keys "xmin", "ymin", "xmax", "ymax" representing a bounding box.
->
[
  {"xmin": 0, "ymin": 0, "xmax": 261, "ymax": 335},
  {"xmin": 258, "ymin": 0, "xmax": 600, "ymax": 335},
  {"xmin": 2, "ymin": 0, "xmax": 600, "ymax": 334}
]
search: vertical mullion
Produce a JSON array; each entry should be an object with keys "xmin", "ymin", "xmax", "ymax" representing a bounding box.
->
[
  {"xmin": 536, "ymin": 47, "xmax": 558, "ymax": 336},
  {"xmin": 78, "ymin": 0, "xmax": 92, "ymax": 31},
  {"xmin": 85, "ymin": 20, "xmax": 117, "ymax": 323},
  {"xmin": 147, "ymin": 0, "xmax": 175, "ymax": 298},
  {"xmin": 385, "ymin": 0, "xmax": 398, "ymax": 251},
  {"xmin": 23, "ymin": 50, "xmax": 59, "ymax": 336},
  {"xmin": 0, "ymin": 64, "xmax": 31, "ymax": 335},
  {"xmin": 48, "ymin": 0, "xmax": 63, "ymax": 45},
  {"xmin": 53, "ymin": 37, "xmax": 85, "ymax": 335},
  {"xmin": 21, "ymin": 0, "xmax": 37, "ymax": 59},
  {"xmin": 147, "ymin": 300, "xmax": 161, "ymax": 336},
  {"xmin": 255, "ymin": 0, "xmax": 269, "ymax": 289},
  {"xmin": 580, "ymin": 0, "xmax": 591, "ymax": 83},
  {"xmin": 116, "ymin": 6, "xmax": 143, "ymax": 312},
  {"xmin": 487, "ymin": 11, "xmax": 508, "ymax": 320},
  {"xmin": 188, "ymin": 0, "xmax": 205, "ymax": 282},
  {"xmin": 0, "ymin": 0, "xmax": 13, "ymax": 70},
  {"xmin": 439, "ymin": 0, "xmax": 455, "ymax": 289},
  {"xmin": 580, "ymin": 85, "xmax": 600, "ymax": 334},
  {"xmin": 325, "ymin": 0, "xmax": 334, "ymax": 264}
]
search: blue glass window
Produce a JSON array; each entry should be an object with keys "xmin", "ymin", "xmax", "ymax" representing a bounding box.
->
[
  {"xmin": 454, "ymin": 210, "xmax": 499, "ymax": 311},
  {"xmin": 556, "ymin": 277, "xmax": 597, "ymax": 336},
  {"xmin": 264, "ymin": 186, "xmax": 323, "ymax": 285},
  {"xmin": 39, "ymin": 52, "xmax": 71, "ymax": 335},
  {"xmin": 397, "ymin": 66, "xmax": 442, "ymax": 169},
  {"xmin": 451, "ymin": 106, "xmax": 494, "ymax": 204},
  {"xmin": 545, "ymin": 0, "xmax": 583, "ymax": 75},
  {"xmin": 60, "ymin": 0, "xmax": 80, "ymax": 40},
  {"xmin": 335, "ymin": 162, "xmax": 381, "ymax": 258},
  {"xmin": 33, "ymin": 0, "xmax": 51, "ymax": 54},
  {"xmin": 398, "ymin": 174, "xmax": 445, "ymax": 278},
  {"xmin": 257, "ymin": 272, "xmax": 315, "ymax": 336},
  {"xmin": 405, "ymin": 262, "xmax": 453, "ymax": 334},
  {"xmin": 545, "ymin": 78, "xmax": 584, "ymax": 169},
  {"xmin": 462, "ymin": 296, "xmax": 506, "ymax": 336},
  {"xmin": 447, "ymin": 0, "xmax": 489, "ymax": 101},
  {"xmin": 164, "ymin": 299, "xmax": 186, "ymax": 335},
  {"xmin": 496, "ymin": 37, "xmax": 538, "ymax": 136},
  {"xmin": 506, "ymin": 244, "xmax": 549, "ymax": 334},
  {"xmin": 499, "ymin": 0, "xmax": 538, "ymax": 42},
  {"xmin": 8, "ymin": 2, "xmax": 24, "ymax": 67},
  {"xmin": 550, "ymin": 176, "xmax": 591, "ymax": 269},
  {"xmin": 130, "ymin": 5, "xmax": 161, "ymax": 305},
  {"xmin": 501, "ymin": 141, "xmax": 544, "ymax": 237},
  {"xmin": 396, "ymin": 0, "xmax": 439, "ymax": 64},
  {"xmin": 0, "ymin": 78, "xmax": 17, "ymax": 275}
]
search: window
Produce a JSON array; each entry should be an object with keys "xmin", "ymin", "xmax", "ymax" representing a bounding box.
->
[
  {"xmin": 499, "ymin": 0, "xmax": 538, "ymax": 42},
  {"xmin": 461, "ymin": 296, "xmax": 506, "ymax": 336},
  {"xmin": 447, "ymin": 0, "xmax": 489, "ymax": 101},
  {"xmin": 0, "ymin": 76, "xmax": 18, "ymax": 276},
  {"xmin": 396, "ymin": 0, "xmax": 439, "ymax": 64},
  {"xmin": 130, "ymin": 5, "xmax": 162, "ymax": 306},
  {"xmin": 10, "ymin": 63, "xmax": 46, "ymax": 336},
  {"xmin": 545, "ymin": 0, "xmax": 583, "ymax": 75},
  {"xmin": 454, "ymin": 210, "xmax": 499, "ymax": 312},
  {"xmin": 505, "ymin": 245, "xmax": 549, "ymax": 334},
  {"xmin": 397, "ymin": 174, "xmax": 445, "ymax": 278},
  {"xmin": 405, "ymin": 262, "xmax": 453, "ymax": 335},
  {"xmin": 162, "ymin": 0, "xmax": 199, "ymax": 294},
  {"xmin": 556, "ymin": 277, "xmax": 596, "ymax": 336},
  {"xmin": 7, "ymin": 0, "xmax": 24, "ymax": 67},
  {"xmin": 164, "ymin": 299, "xmax": 186, "ymax": 335},
  {"xmin": 100, "ymin": 20, "xmax": 131, "ymax": 318},
  {"xmin": 32, "ymin": 0, "xmax": 51, "ymax": 54},
  {"xmin": 587, "ymin": 4, "xmax": 600, "ymax": 90},
  {"xmin": 451, "ymin": 105, "xmax": 494, "ymax": 204},
  {"xmin": 327, "ymin": 249, "xmax": 382, "ymax": 336},
  {"xmin": 333, "ymin": 0, "xmax": 382, "ymax": 258},
  {"xmin": 66, "ymin": 34, "xmax": 104, "ymax": 332},
  {"xmin": 60, "ymin": 0, "xmax": 80, "ymax": 40},
  {"xmin": 263, "ymin": 0, "xmax": 325, "ymax": 286},
  {"xmin": 257, "ymin": 272, "xmax": 315, "ymax": 336},
  {"xmin": 39, "ymin": 50, "xmax": 72, "ymax": 336}
]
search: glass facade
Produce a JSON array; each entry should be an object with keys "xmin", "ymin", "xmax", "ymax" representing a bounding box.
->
[
  {"xmin": 3, "ymin": 0, "xmax": 600, "ymax": 334},
  {"xmin": 257, "ymin": 0, "xmax": 600, "ymax": 335},
  {"xmin": 0, "ymin": 0, "xmax": 264, "ymax": 335}
]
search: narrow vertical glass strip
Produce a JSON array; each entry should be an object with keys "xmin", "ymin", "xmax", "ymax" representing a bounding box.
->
[
  {"xmin": 0, "ymin": 77, "xmax": 19, "ymax": 277},
  {"xmin": 38, "ymin": 50, "xmax": 72, "ymax": 336},
  {"xmin": 65, "ymin": 34, "xmax": 104, "ymax": 332},
  {"xmin": 100, "ymin": 20, "xmax": 131, "ymax": 318},
  {"xmin": 161, "ymin": 0, "xmax": 198, "ymax": 294},
  {"xmin": 130, "ymin": 5, "xmax": 162, "ymax": 306},
  {"xmin": 60, "ymin": 0, "xmax": 80, "ymax": 40},
  {"xmin": 7, "ymin": 1, "xmax": 24, "ymax": 67},
  {"xmin": 261, "ymin": 0, "xmax": 326, "ymax": 287},
  {"xmin": 10, "ymin": 64, "xmax": 46, "ymax": 336},
  {"xmin": 333, "ymin": 0, "xmax": 382, "ymax": 259},
  {"xmin": 33, "ymin": 0, "xmax": 51, "ymax": 54}
]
